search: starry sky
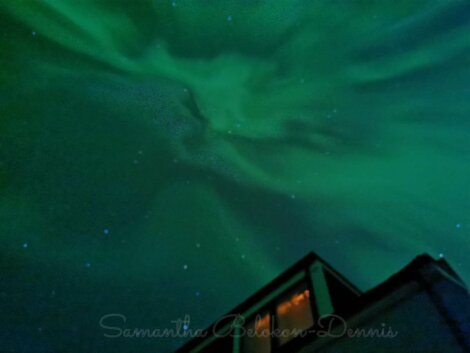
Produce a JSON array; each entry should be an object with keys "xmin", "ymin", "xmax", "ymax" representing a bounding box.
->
[{"xmin": 0, "ymin": 1, "xmax": 469, "ymax": 352}]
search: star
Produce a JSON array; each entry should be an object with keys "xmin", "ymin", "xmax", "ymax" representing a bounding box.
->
[{"xmin": 22, "ymin": 242, "xmax": 28, "ymax": 249}]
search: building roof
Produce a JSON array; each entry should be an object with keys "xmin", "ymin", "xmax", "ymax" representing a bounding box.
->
[{"xmin": 175, "ymin": 253, "xmax": 469, "ymax": 353}]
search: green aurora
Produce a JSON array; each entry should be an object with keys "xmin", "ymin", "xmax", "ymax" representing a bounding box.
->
[{"xmin": 0, "ymin": 0, "xmax": 469, "ymax": 351}]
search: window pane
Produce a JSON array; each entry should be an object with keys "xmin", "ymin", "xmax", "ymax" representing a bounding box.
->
[
  {"xmin": 276, "ymin": 284, "xmax": 313, "ymax": 345},
  {"xmin": 241, "ymin": 313, "xmax": 271, "ymax": 353}
]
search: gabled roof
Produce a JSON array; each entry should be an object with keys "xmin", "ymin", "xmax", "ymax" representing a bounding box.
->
[
  {"xmin": 175, "ymin": 252, "xmax": 360, "ymax": 353},
  {"xmin": 175, "ymin": 252, "xmax": 469, "ymax": 353}
]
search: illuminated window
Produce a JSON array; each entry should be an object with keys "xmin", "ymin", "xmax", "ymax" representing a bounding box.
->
[
  {"xmin": 276, "ymin": 284, "xmax": 314, "ymax": 345},
  {"xmin": 241, "ymin": 313, "xmax": 271, "ymax": 353}
]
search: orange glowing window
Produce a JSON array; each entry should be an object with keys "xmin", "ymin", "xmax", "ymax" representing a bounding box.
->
[
  {"xmin": 242, "ymin": 313, "xmax": 271, "ymax": 353},
  {"xmin": 276, "ymin": 284, "xmax": 314, "ymax": 345}
]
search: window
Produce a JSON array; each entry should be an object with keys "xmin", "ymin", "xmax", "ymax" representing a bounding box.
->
[
  {"xmin": 275, "ymin": 283, "xmax": 314, "ymax": 345},
  {"xmin": 241, "ymin": 312, "xmax": 271, "ymax": 353}
]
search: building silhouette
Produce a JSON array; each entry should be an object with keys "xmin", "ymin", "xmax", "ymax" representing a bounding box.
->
[{"xmin": 175, "ymin": 253, "xmax": 470, "ymax": 353}]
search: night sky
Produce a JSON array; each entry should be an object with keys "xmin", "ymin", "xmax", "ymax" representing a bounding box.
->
[{"xmin": 1, "ymin": 1, "xmax": 469, "ymax": 352}]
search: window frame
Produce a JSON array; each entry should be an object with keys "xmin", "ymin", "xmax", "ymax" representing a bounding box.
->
[{"xmin": 191, "ymin": 261, "xmax": 339, "ymax": 353}]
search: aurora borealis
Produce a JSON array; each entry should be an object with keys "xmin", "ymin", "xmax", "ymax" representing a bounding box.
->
[{"xmin": 1, "ymin": 1, "xmax": 469, "ymax": 352}]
